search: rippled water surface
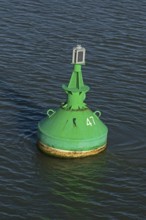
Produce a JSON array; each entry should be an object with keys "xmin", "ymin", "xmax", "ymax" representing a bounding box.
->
[{"xmin": 0, "ymin": 0, "xmax": 146, "ymax": 219}]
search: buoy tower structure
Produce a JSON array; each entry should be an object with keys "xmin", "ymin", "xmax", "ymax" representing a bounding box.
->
[{"xmin": 38, "ymin": 45, "xmax": 108, "ymax": 158}]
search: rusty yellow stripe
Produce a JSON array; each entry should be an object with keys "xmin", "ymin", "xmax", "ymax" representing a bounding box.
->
[{"xmin": 38, "ymin": 142, "xmax": 106, "ymax": 158}]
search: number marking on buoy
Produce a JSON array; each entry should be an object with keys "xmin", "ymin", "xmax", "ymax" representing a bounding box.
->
[{"xmin": 86, "ymin": 116, "xmax": 96, "ymax": 126}]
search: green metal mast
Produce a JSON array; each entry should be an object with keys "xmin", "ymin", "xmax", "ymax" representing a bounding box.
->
[
  {"xmin": 62, "ymin": 65, "xmax": 89, "ymax": 110},
  {"xmin": 62, "ymin": 45, "xmax": 89, "ymax": 110}
]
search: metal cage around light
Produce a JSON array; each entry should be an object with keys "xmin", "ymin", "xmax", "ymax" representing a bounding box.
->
[{"xmin": 72, "ymin": 45, "xmax": 86, "ymax": 64}]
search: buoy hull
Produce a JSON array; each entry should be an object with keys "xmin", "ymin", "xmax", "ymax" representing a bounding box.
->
[
  {"xmin": 38, "ymin": 141, "xmax": 107, "ymax": 158},
  {"xmin": 38, "ymin": 107, "xmax": 108, "ymax": 158}
]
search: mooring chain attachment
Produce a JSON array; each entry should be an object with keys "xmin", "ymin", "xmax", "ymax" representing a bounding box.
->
[
  {"xmin": 47, "ymin": 109, "xmax": 55, "ymax": 118},
  {"xmin": 94, "ymin": 110, "xmax": 101, "ymax": 118}
]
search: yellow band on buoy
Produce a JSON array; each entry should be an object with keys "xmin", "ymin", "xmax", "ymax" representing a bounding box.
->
[{"xmin": 38, "ymin": 141, "xmax": 106, "ymax": 158}]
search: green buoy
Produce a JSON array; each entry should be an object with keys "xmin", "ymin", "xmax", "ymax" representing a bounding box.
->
[{"xmin": 37, "ymin": 45, "xmax": 108, "ymax": 158}]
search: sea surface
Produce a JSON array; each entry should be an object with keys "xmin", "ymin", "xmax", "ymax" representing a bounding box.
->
[{"xmin": 0, "ymin": 0, "xmax": 146, "ymax": 219}]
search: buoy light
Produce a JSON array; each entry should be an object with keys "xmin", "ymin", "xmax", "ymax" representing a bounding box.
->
[{"xmin": 72, "ymin": 45, "xmax": 86, "ymax": 64}]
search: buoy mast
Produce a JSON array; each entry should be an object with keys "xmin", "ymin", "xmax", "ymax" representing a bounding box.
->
[{"xmin": 62, "ymin": 45, "xmax": 89, "ymax": 110}]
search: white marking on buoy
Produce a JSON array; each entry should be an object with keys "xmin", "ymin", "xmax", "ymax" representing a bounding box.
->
[{"xmin": 86, "ymin": 116, "xmax": 96, "ymax": 126}]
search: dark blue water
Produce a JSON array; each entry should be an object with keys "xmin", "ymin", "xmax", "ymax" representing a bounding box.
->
[{"xmin": 0, "ymin": 0, "xmax": 146, "ymax": 219}]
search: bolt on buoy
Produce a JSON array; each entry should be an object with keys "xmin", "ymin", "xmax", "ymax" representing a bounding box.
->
[{"xmin": 37, "ymin": 45, "xmax": 108, "ymax": 158}]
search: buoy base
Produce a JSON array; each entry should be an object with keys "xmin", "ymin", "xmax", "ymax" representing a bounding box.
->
[{"xmin": 37, "ymin": 142, "xmax": 106, "ymax": 158}]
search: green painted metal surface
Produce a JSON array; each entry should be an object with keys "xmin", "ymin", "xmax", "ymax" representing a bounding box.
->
[
  {"xmin": 37, "ymin": 45, "xmax": 108, "ymax": 157},
  {"xmin": 38, "ymin": 108, "xmax": 107, "ymax": 151}
]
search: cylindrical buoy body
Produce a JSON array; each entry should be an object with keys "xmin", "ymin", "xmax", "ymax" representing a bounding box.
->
[{"xmin": 38, "ymin": 107, "xmax": 108, "ymax": 158}]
